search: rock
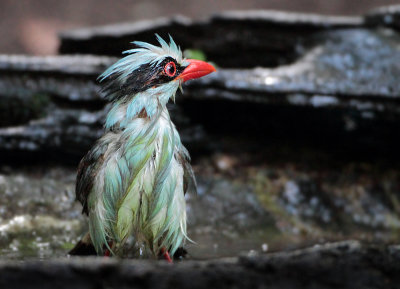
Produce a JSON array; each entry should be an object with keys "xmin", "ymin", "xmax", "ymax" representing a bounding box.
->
[
  {"xmin": 191, "ymin": 28, "xmax": 400, "ymax": 100},
  {"xmin": 365, "ymin": 5, "xmax": 400, "ymax": 30},
  {"xmin": 0, "ymin": 55, "xmax": 115, "ymax": 75},
  {"xmin": 0, "ymin": 55, "xmax": 205, "ymax": 159},
  {"xmin": 59, "ymin": 16, "xmax": 193, "ymax": 57},
  {"xmin": 59, "ymin": 12, "xmax": 362, "ymax": 68},
  {"xmin": 0, "ymin": 165, "xmax": 273, "ymax": 260},
  {"xmin": 250, "ymin": 162, "xmax": 400, "ymax": 239},
  {"xmin": 3, "ymin": 23, "xmax": 400, "ymax": 158},
  {"xmin": 0, "ymin": 54, "xmax": 114, "ymax": 102},
  {"xmin": 0, "ymin": 241, "xmax": 399, "ymax": 289},
  {"xmin": 3, "ymin": 10, "xmax": 400, "ymax": 159},
  {"xmin": 2, "ymin": 158, "xmax": 400, "ymax": 260},
  {"xmin": 212, "ymin": 10, "xmax": 363, "ymax": 27}
]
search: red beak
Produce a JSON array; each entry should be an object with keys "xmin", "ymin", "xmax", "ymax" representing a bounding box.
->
[{"xmin": 177, "ymin": 59, "xmax": 216, "ymax": 82}]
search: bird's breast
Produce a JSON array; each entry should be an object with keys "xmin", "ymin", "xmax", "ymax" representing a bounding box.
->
[{"xmin": 113, "ymin": 109, "xmax": 184, "ymax": 242}]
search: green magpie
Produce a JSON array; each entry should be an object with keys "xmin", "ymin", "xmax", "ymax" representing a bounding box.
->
[{"xmin": 69, "ymin": 35, "xmax": 216, "ymax": 262}]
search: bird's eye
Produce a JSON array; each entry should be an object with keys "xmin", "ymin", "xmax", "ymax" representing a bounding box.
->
[{"xmin": 164, "ymin": 61, "xmax": 176, "ymax": 77}]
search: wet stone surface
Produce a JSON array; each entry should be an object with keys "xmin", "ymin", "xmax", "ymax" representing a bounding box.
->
[
  {"xmin": 1, "ymin": 152, "xmax": 399, "ymax": 261},
  {"xmin": 59, "ymin": 11, "xmax": 363, "ymax": 68},
  {"xmin": 1, "ymin": 241, "xmax": 400, "ymax": 289},
  {"xmin": 2, "ymin": 16, "xmax": 400, "ymax": 156},
  {"xmin": 365, "ymin": 5, "xmax": 400, "ymax": 30},
  {"xmin": 0, "ymin": 163, "xmax": 276, "ymax": 260}
]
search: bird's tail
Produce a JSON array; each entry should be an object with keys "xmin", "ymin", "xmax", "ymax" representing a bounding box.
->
[{"xmin": 68, "ymin": 232, "xmax": 97, "ymax": 256}]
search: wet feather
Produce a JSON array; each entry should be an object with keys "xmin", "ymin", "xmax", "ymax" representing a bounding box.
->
[{"xmin": 75, "ymin": 35, "xmax": 195, "ymax": 257}]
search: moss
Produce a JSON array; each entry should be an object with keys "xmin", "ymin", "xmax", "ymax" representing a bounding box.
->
[
  {"xmin": 61, "ymin": 242, "xmax": 75, "ymax": 250},
  {"xmin": 250, "ymin": 169, "xmax": 323, "ymax": 237},
  {"xmin": 15, "ymin": 238, "xmax": 39, "ymax": 257},
  {"xmin": 184, "ymin": 49, "xmax": 207, "ymax": 61},
  {"xmin": 30, "ymin": 93, "xmax": 50, "ymax": 118}
]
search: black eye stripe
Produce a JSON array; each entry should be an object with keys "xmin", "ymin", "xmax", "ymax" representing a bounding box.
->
[
  {"xmin": 100, "ymin": 56, "xmax": 187, "ymax": 102},
  {"xmin": 158, "ymin": 57, "xmax": 186, "ymax": 79}
]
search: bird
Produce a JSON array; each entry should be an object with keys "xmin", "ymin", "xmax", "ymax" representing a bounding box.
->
[{"xmin": 69, "ymin": 35, "xmax": 216, "ymax": 262}]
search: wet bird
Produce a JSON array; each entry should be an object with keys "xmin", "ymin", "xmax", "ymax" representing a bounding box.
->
[{"xmin": 69, "ymin": 35, "xmax": 216, "ymax": 261}]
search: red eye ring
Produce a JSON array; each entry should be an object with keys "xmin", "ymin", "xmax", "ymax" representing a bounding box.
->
[{"xmin": 164, "ymin": 61, "xmax": 176, "ymax": 77}]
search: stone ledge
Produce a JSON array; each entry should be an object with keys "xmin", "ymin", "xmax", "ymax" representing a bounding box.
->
[{"xmin": 0, "ymin": 241, "xmax": 399, "ymax": 289}]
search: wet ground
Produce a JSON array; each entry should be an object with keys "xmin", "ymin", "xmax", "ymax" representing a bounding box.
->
[
  {"xmin": 0, "ymin": 162, "xmax": 276, "ymax": 260},
  {"xmin": 1, "ymin": 144, "xmax": 399, "ymax": 260}
]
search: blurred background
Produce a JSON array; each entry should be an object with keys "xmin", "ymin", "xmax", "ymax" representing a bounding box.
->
[
  {"xmin": 1, "ymin": 0, "xmax": 400, "ymax": 261},
  {"xmin": 1, "ymin": 0, "xmax": 400, "ymax": 55}
]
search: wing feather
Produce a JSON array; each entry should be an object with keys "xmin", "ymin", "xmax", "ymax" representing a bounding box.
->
[
  {"xmin": 177, "ymin": 145, "xmax": 197, "ymax": 195},
  {"xmin": 75, "ymin": 134, "xmax": 114, "ymax": 215}
]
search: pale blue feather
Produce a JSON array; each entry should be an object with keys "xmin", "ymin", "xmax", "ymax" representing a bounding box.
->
[{"xmin": 88, "ymin": 35, "xmax": 191, "ymax": 257}]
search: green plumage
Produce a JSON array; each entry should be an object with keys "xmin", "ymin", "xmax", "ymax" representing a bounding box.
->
[{"xmin": 74, "ymin": 36, "xmax": 197, "ymax": 257}]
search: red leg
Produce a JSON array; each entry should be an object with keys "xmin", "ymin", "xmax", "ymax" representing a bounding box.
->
[
  {"xmin": 160, "ymin": 247, "xmax": 173, "ymax": 263},
  {"xmin": 104, "ymin": 241, "xmax": 113, "ymax": 257}
]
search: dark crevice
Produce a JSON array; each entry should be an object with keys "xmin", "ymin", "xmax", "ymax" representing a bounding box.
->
[
  {"xmin": 178, "ymin": 99, "xmax": 400, "ymax": 164},
  {"xmin": 49, "ymin": 94, "xmax": 106, "ymax": 111}
]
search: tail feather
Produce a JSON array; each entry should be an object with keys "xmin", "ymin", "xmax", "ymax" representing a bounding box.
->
[{"xmin": 68, "ymin": 233, "xmax": 97, "ymax": 256}]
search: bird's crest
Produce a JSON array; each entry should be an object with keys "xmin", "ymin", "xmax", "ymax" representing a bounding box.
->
[{"xmin": 98, "ymin": 34, "xmax": 185, "ymax": 83}]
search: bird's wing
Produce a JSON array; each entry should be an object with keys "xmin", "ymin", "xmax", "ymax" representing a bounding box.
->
[
  {"xmin": 76, "ymin": 138, "xmax": 110, "ymax": 215},
  {"xmin": 177, "ymin": 145, "xmax": 197, "ymax": 195}
]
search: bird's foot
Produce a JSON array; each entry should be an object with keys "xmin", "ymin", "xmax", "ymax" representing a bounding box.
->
[
  {"xmin": 103, "ymin": 241, "xmax": 114, "ymax": 257},
  {"xmin": 160, "ymin": 247, "xmax": 173, "ymax": 263}
]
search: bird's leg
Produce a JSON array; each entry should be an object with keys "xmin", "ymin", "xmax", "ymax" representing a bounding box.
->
[
  {"xmin": 160, "ymin": 247, "xmax": 173, "ymax": 263},
  {"xmin": 104, "ymin": 241, "xmax": 114, "ymax": 257}
]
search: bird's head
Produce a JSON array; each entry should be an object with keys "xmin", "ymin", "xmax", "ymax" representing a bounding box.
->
[{"xmin": 99, "ymin": 35, "xmax": 216, "ymax": 119}]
